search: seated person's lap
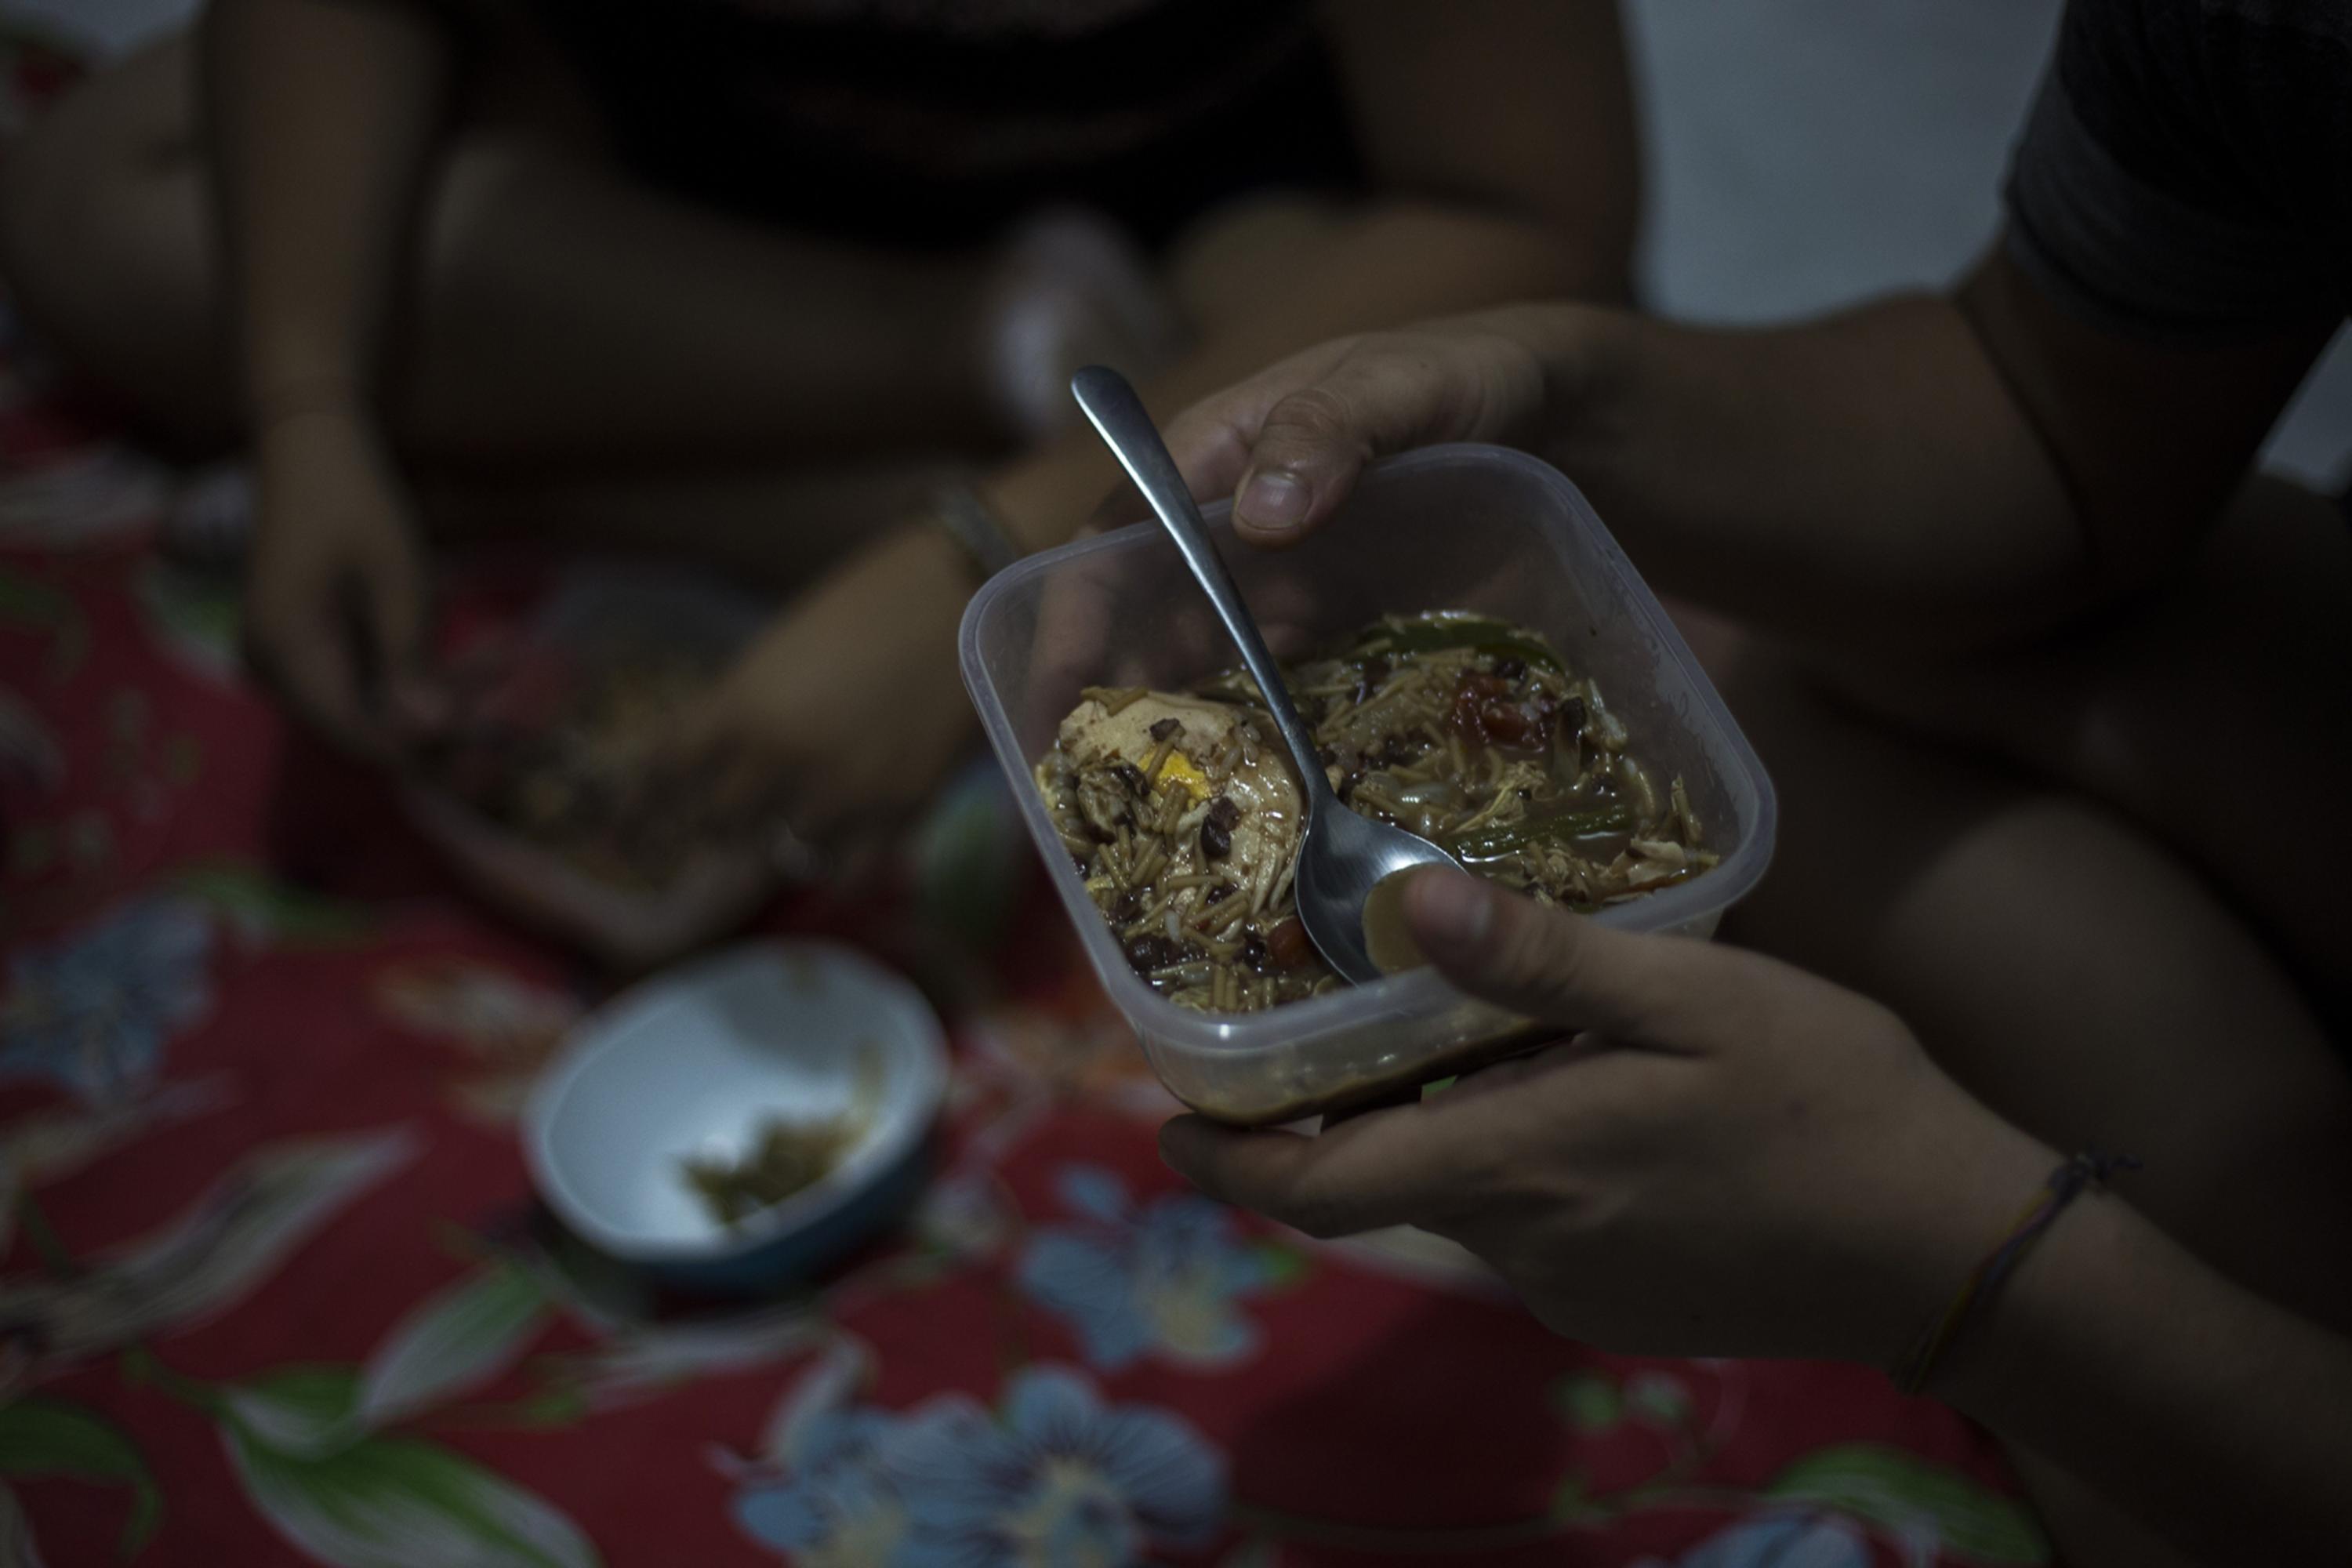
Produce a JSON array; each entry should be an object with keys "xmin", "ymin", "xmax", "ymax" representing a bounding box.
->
[
  {"xmin": 1810, "ymin": 473, "xmax": 2352, "ymax": 1029},
  {"xmin": 1674, "ymin": 473, "xmax": 2352, "ymax": 1334}
]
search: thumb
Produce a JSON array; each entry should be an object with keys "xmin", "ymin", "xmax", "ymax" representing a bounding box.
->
[
  {"xmin": 1402, "ymin": 867, "xmax": 1746, "ymax": 1051},
  {"xmin": 1196, "ymin": 332, "xmax": 1528, "ymax": 547}
]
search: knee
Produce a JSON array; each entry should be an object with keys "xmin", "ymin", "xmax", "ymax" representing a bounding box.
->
[
  {"xmin": 0, "ymin": 68, "xmax": 168, "ymax": 318},
  {"xmin": 0, "ymin": 49, "xmax": 230, "ymax": 446},
  {"xmin": 0, "ymin": 102, "xmax": 98, "ymax": 318}
]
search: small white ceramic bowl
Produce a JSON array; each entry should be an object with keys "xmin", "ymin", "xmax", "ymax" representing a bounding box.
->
[{"xmin": 523, "ymin": 940, "xmax": 950, "ymax": 1292}]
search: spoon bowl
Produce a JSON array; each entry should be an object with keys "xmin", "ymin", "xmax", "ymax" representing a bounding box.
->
[
  {"xmin": 1069, "ymin": 365, "xmax": 1465, "ymax": 985},
  {"xmin": 1293, "ymin": 790, "xmax": 1462, "ymax": 982}
]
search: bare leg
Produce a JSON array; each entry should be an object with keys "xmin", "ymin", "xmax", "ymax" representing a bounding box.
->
[
  {"xmin": 1678, "ymin": 477, "xmax": 2352, "ymax": 1567},
  {"xmin": 1160, "ymin": 190, "xmax": 1348, "ymax": 328},
  {"xmin": 1815, "ymin": 474, "xmax": 2352, "ymax": 1029},
  {"xmin": 1692, "ymin": 639, "xmax": 2350, "ymax": 1568},
  {"xmin": 1696, "ymin": 626, "xmax": 2352, "ymax": 1322},
  {"xmin": 397, "ymin": 135, "xmax": 1005, "ymax": 464},
  {"xmin": 0, "ymin": 38, "xmax": 226, "ymax": 447},
  {"xmin": 0, "ymin": 29, "xmax": 1031, "ymax": 463},
  {"xmin": 416, "ymin": 456, "xmax": 968, "ymax": 588},
  {"xmin": 407, "ymin": 191, "xmax": 1374, "ymax": 568}
]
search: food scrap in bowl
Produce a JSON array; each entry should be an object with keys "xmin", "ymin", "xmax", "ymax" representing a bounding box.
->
[
  {"xmin": 677, "ymin": 1042, "xmax": 886, "ymax": 1229},
  {"xmin": 1033, "ymin": 611, "xmax": 1715, "ymax": 1014},
  {"xmin": 681, "ymin": 1114, "xmax": 858, "ymax": 1227}
]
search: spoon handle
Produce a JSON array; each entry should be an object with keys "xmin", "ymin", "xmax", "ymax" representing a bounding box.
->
[{"xmin": 1069, "ymin": 365, "xmax": 1330, "ymax": 799}]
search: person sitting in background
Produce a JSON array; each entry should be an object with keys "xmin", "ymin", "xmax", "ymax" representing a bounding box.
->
[
  {"xmin": 0, "ymin": 0, "xmax": 1639, "ymax": 844},
  {"xmin": 1152, "ymin": 2, "xmax": 2352, "ymax": 1564}
]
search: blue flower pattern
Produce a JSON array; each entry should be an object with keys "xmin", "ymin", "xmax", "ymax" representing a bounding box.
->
[
  {"xmin": 1015, "ymin": 1165, "xmax": 1276, "ymax": 1371},
  {"xmin": 2, "ymin": 895, "xmax": 212, "ymax": 1104},
  {"xmin": 1642, "ymin": 1511, "xmax": 1872, "ymax": 1568},
  {"xmin": 732, "ymin": 1364, "xmax": 1225, "ymax": 1567},
  {"xmin": 735, "ymin": 1408, "xmax": 916, "ymax": 1568}
]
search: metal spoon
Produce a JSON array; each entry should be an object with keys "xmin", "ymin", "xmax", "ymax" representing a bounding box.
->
[{"xmin": 1070, "ymin": 365, "xmax": 1463, "ymax": 985}]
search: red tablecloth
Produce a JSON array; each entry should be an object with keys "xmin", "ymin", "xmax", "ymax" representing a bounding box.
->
[{"xmin": 0, "ymin": 32, "xmax": 2045, "ymax": 1568}]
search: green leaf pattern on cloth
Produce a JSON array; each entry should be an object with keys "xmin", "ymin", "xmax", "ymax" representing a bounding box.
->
[
  {"xmin": 536, "ymin": 1305, "xmax": 826, "ymax": 1414},
  {"xmin": 0, "ymin": 1078, "xmax": 234, "ymax": 1259},
  {"xmin": 357, "ymin": 1263, "xmax": 551, "ymax": 1435},
  {"xmin": 0, "ymin": 1480, "xmax": 46, "ymax": 1568},
  {"xmin": 132, "ymin": 560, "xmax": 242, "ymax": 684},
  {"xmin": 172, "ymin": 862, "xmax": 375, "ymax": 946},
  {"xmin": 1623, "ymin": 1371, "xmax": 1692, "ymax": 1431},
  {"xmin": 1765, "ymin": 1444, "xmax": 2049, "ymax": 1563},
  {"xmin": 222, "ymin": 1369, "xmax": 601, "ymax": 1568},
  {"xmin": 0, "ymin": 1396, "xmax": 162, "ymax": 1557},
  {"xmin": 221, "ymin": 1367, "xmax": 368, "ymax": 1463},
  {"xmin": 0, "ymin": 1129, "xmax": 417, "ymax": 1363},
  {"xmin": 1555, "ymin": 1373, "xmax": 1622, "ymax": 1433}
]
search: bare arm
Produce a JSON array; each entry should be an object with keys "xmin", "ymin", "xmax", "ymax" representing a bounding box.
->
[
  {"xmin": 1160, "ymin": 254, "xmax": 2333, "ymax": 651},
  {"xmin": 1317, "ymin": 0, "xmax": 1639, "ymax": 305},
  {"xmin": 1936, "ymin": 1189, "xmax": 2352, "ymax": 1561},
  {"xmin": 206, "ymin": 0, "xmax": 455, "ymax": 752},
  {"xmin": 982, "ymin": 0, "xmax": 1639, "ymax": 545},
  {"xmin": 205, "ymin": 0, "xmax": 452, "ymax": 421},
  {"xmin": 1559, "ymin": 251, "xmax": 2333, "ymax": 643},
  {"xmin": 1160, "ymin": 867, "xmax": 2352, "ymax": 1564}
]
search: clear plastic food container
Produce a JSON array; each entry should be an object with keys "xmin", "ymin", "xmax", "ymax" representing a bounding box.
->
[
  {"xmin": 959, "ymin": 445, "xmax": 1776, "ymax": 1124},
  {"xmin": 403, "ymin": 561, "xmax": 811, "ymax": 970}
]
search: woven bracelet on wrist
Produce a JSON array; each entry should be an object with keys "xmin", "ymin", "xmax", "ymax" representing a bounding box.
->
[
  {"xmin": 1890, "ymin": 1149, "xmax": 2140, "ymax": 1396},
  {"xmin": 927, "ymin": 483, "xmax": 1024, "ymax": 583}
]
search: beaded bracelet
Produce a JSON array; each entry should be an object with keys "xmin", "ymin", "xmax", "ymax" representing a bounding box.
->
[{"xmin": 1891, "ymin": 1149, "xmax": 2140, "ymax": 1396}]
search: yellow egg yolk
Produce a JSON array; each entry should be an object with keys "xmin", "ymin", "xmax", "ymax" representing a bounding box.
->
[{"xmin": 1154, "ymin": 750, "xmax": 1211, "ymax": 802}]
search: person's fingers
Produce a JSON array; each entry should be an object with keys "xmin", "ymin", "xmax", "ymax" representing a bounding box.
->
[
  {"xmin": 1167, "ymin": 331, "xmax": 1537, "ymax": 548},
  {"xmin": 365, "ymin": 555, "xmax": 451, "ymax": 745},
  {"xmin": 1224, "ymin": 381, "xmax": 1386, "ymax": 544},
  {"xmin": 1157, "ymin": 339, "xmax": 1359, "ymax": 532},
  {"xmin": 1402, "ymin": 867, "xmax": 1760, "ymax": 1051},
  {"xmin": 252, "ymin": 612, "xmax": 383, "ymax": 760},
  {"xmin": 368, "ymin": 537, "xmax": 426, "ymax": 673},
  {"xmin": 1157, "ymin": 1106, "xmax": 1479, "ymax": 1238}
]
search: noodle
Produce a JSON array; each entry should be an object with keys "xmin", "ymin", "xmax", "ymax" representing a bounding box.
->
[{"xmin": 1036, "ymin": 611, "xmax": 1719, "ymax": 1014}]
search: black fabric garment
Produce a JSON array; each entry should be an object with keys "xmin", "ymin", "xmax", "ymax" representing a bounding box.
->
[
  {"xmin": 2005, "ymin": 0, "xmax": 2351, "ymax": 339},
  {"xmin": 528, "ymin": 0, "xmax": 1362, "ymax": 251}
]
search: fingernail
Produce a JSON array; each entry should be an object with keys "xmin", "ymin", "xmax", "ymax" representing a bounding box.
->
[
  {"xmin": 1406, "ymin": 869, "xmax": 1492, "ymax": 954},
  {"xmin": 1237, "ymin": 470, "xmax": 1308, "ymax": 532}
]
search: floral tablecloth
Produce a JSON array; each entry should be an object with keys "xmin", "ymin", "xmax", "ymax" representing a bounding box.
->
[{"xmin": 0, "ymin": 31, "xmax": 2047, "ymax": 1568}]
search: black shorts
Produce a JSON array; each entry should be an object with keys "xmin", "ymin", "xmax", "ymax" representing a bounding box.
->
[{"xmin": 526, "ymin": 0, "xmax": 1364, "ymax": 252}]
